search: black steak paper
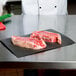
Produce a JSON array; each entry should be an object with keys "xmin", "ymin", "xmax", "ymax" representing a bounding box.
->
[{"xmin": 0, "ymin": 29, "xmax": 75, "ymax": 58}]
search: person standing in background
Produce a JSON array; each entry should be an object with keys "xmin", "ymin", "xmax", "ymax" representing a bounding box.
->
[
  {"xmin": 0, "ymin": 0, "xmax": 7, "ymax": 16},
  {"xmin": 22, "ymin": 0, "xmax": 67, "ymax": 15},
  {"xmin": 0, "ymin": 0, "xmax": 68, "ymax": 16},
  {"xmin": 22, "ymin": 0, "xmax": 67, "ymax": 76}
]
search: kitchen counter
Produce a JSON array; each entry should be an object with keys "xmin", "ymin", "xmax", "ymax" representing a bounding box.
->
[{"xmin": 0, "ymin": 15, "xmax": 76, "ymax": 69}]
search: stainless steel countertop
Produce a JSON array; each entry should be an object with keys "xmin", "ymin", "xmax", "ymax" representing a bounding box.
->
[{"xmin": 0, "ymin": 15, "xmax": 76, "ymax": 69}]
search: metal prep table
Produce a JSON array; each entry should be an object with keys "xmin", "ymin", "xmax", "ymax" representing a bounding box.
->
[{"xmin": 0, "ymin": 15, "xmax": 76, "ymax": 69}]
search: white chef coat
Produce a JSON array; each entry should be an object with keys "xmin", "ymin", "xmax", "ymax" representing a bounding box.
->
[
  {"xmin": 0, "ymin": 0, "xmax": 7, "ymax": 16},
  {"xmin": 22, "ymin": 0, "xmax": 67, "ymax": 15}
]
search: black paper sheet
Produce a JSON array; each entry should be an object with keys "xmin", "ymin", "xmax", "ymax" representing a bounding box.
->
[{"xmin": 0, "ymin": 29, "xmax": 75, "ymax": 58}]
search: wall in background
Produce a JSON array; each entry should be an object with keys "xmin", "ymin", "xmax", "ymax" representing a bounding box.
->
[{"xmin": 68, "ymin": 0, "xmax": 76, "ymax": 14}]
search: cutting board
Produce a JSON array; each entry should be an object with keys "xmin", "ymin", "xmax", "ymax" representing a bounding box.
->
[{"xmin": 0, "ymin": 29, "xmax": 75, "ymax": 58}]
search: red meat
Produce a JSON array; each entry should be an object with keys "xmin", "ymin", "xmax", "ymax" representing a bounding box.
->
[
  {"xmin": 30, "ymin": 31, "xmax": 61, "ymax": 44},
  {"xmin": 11, "ymin": 36, "xmax": 46, "ymax": 50}
]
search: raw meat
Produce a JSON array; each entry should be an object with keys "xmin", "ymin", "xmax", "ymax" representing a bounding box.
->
[
  {"xmin": 30, "ymin": 31, "xmax": 61, "ymax": 44},
  {"xmin": 11, "ymin": 36, "xmax": 46, "ymax": 50}
]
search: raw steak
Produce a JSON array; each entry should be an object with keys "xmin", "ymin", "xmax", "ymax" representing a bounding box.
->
[
  {"xmin": 11, "ymin": 36, "xmax": 46, "ymax": 50},
  {"xmin": 30, "ymin": 31, "xmax": 61, "ymax": 44}
]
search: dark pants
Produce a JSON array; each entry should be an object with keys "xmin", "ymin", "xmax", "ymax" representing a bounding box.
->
[
  {"xmin": 24, "ymin": 69, "xmax": 38, "ymax": 76},
  {"xmin": 24, "ymin": 69, "xmax": 76, "ymax": 76},
  {"xmin": 24, "ymin": 69, "xmax": 60, "ymax": 76}
]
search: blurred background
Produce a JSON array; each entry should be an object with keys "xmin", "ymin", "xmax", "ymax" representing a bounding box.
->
[{"xmin": 3, "ymin": 0, "xmax": 76, "ymax": 15}]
